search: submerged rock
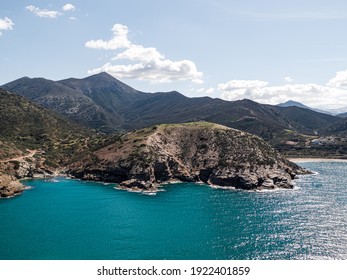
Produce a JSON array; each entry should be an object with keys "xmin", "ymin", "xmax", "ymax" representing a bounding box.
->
[{"xmin": 68, "ymin": 122, "xmax": 307, "ymax": 191}]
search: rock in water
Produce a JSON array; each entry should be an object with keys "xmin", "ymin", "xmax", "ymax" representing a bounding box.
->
[{"xmin": 68, "ymin": 122, "xmax": 305, "ymax": 191}]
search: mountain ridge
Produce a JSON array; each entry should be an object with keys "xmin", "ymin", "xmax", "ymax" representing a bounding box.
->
[{"xmin": 2, "ymin": 72, "xmax": 346, "ymax": 157}]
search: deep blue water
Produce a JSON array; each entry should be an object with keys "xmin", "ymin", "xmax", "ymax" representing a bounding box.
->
[{"xmin": 0, "ymin": 161, "xmax": 346, "ymax": 260}]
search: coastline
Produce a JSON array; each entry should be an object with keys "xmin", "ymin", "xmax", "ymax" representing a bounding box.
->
[{"xmin": 289, "ymin": 157, "xmax": 347, "ymax": 163}]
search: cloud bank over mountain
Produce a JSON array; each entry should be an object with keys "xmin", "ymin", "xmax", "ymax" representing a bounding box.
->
[
  {"xmin": 86, "ymin": 24, "xmax": 203, "ymax": 84},
  {"xmin": 219, "ymin": 70, "xmax": 347, "ymax": 110}
]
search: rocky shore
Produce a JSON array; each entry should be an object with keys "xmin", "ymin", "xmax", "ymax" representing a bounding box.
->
[
  {"xmin": 0, "ymin": 150, "xmax": 56, "ymax": 198},
  {"xmin": 68, "ymin": 122, "xmax": 308, "ymax": 192}
]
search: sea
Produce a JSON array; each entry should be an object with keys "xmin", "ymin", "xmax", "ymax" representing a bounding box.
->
[{"xmin": 0, "ymin": 161, "xmax": 346, "ymax": 260}]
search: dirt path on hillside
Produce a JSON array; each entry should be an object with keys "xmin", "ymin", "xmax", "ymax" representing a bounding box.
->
[{"xmin": 0, "ymin": 150, "xmax": 38, "ymax": 163}]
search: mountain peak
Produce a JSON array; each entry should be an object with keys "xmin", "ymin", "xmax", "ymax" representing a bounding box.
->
[
  {"xmin": 79, "ymin": 72, "xmax": 140, "ymax": 94},
  {"xmin": 277, "ymin": 100, "xmax": 333, "ymax": 115},
  {"xmin": 85, "ymin": 72, "xmax": 118, "ymax": 82},
  {"xmin": 277, "ymin": 100, "xmax": 310, "ymax": 109}
]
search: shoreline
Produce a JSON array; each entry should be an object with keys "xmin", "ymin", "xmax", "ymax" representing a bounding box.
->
[{"xmin": 289, "ymin": 157, "xmax": 347, "ymax": 163}]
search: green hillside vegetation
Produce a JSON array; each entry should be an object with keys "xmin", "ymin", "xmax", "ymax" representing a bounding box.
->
[{"xmin": 0, "ymin": 89, "xmax": 113, "ymax": 165}]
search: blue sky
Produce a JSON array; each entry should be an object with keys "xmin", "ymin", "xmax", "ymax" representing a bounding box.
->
[{"xmin": 1, "ymin": 0, "xmax": 347, "ymax": 110}]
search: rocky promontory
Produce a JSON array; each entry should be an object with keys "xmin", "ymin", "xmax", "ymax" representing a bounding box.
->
[
  {"xmin": 68, "ymin": 122, "xmax": 306, "ymax": 191},
  {"xmin": 0, "ymin": 174, "xmax": 25, "ymax": 198},
  {"xmin": 0, "ymin": 150, "xmax": 56, "ymax": 198}
]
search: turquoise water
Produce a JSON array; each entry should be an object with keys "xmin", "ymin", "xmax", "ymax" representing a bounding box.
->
[{"xmin": 0, "ymin": 162, "xmax": 346, "ymax": 260}]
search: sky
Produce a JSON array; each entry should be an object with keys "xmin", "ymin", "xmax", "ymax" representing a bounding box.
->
[{"xmin": 1, "ymin": 0, "xmax": 347, "ymax": 111}]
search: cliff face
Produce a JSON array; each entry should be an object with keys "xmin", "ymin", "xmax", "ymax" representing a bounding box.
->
[
  {"xmin": 68, "ymin": 122, "xmax": 305, "ymax": 191},
  {"xmin": 0, "ymin": 174, "xmax": 25, "ymax": 198}
]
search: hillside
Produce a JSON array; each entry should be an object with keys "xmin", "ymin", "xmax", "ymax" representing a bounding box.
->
[
  {"xmin": 0, "ymin": 88, "xmax": 100, "ymax": 164},
  {"xmin": 0, "ymin": 88, "xmax": 119, "ymax": 196},
  {"xmin": 124, "ymin": 96, "xmax": 290, "ymax": 136},
  {"xmin": 0, "ymin": 88, "xmax": 121, "ymax": 196},
  {"xmin": 2, "ymin": 73, "xmax": 151, "ymax": 132},
  {"xmin": 68, "ymin": 122, "xmax": 306, "ymax": 191},
  {"xmin": 1, "ymin": 76, "xmax": 115, "ymax": 130},
  {"xmin": 275, "ymin": 106, "xmax": 341, "ymax": 135}
]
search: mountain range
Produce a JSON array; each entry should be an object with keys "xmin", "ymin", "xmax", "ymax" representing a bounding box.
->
[
  {"xmin": 2, "ymin": 72, "xmax": 345, "ymax": 135},
  {"xmin": 2, "ymin": 72, "xmax": 347, "ymax": 158}
]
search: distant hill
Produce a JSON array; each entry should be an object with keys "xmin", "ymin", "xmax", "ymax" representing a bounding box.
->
[
  {"xmin": 122, "ymin": 94, "xmax": 342, "ymax": 139},
  {"xmin": 324, "ymin": 119, "xmax": 347, "ymax": 137},
  {"xmin": 277, "ymin": 100, "xmax": 332, "ymax": 115},
  {"xmin": 277, "ymin": 100, "xmax": 312, "ymax": 110},
  {"xmin": 120, "ymin": 92, "xmax": 293, "ymax": 136},
  {"xmin": 337, "ymin": 112, "xmax": 347, "ymax": 118},
  {"xmin": 275, "ymin": 106, "xmax": 341, "ymax": 135}
]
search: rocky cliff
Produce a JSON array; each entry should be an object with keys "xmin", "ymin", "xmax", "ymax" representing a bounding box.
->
[
  {"xmin": 0, "ymin": 150, "xmax": 55, "ymax": 198},
  {"xmin": 0, "ymin": 174, "xmax": 25, "ymax": 198},
  {"xmin": 68, "ymin": 122, "xmax": 306, "ymax": 191}
]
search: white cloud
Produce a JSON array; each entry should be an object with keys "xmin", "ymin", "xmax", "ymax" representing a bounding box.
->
[
  {"xmin": 85, "ymin": 24, "xmax": 131, "ymax": 50},
  {"xmin": 218, "ymin": 80, "xmax": 269, "ymax": 100},
  {"xmin": 284, "ymin": 76, "xmax": 294, "ymax": 82},
  {"xmin": 0, "ymin": 17, "xmax": 14, "ymax": 35},
  {"xmin": 62, "ymin": 4, "xmax": 76, "ymax": 12},
  {"xmin": 327, "ymin": 70, "xmax": 347, "ymax": 88},
  {"xmin": 113, "ymin": 44, "xmax": 164, "ymax": 62},
  {"xmin": 86, "ymin": 23, "xmax": 203, "ymax": 84},
  {"xmin": 219, "ymin": 71, "xmax": 347, "ymax": 110},
  {"xmin": 88, "ymin": 59, "xmax": 203, "ymax": 84},
  {"xmin": 26, "ymin": 5, "xmax": 61, "ymax": 18}
]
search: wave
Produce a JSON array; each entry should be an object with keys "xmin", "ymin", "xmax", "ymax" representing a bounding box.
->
[{"xmin": 142, "ymin": 192, "xmax": 157, "ymax": 196}]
